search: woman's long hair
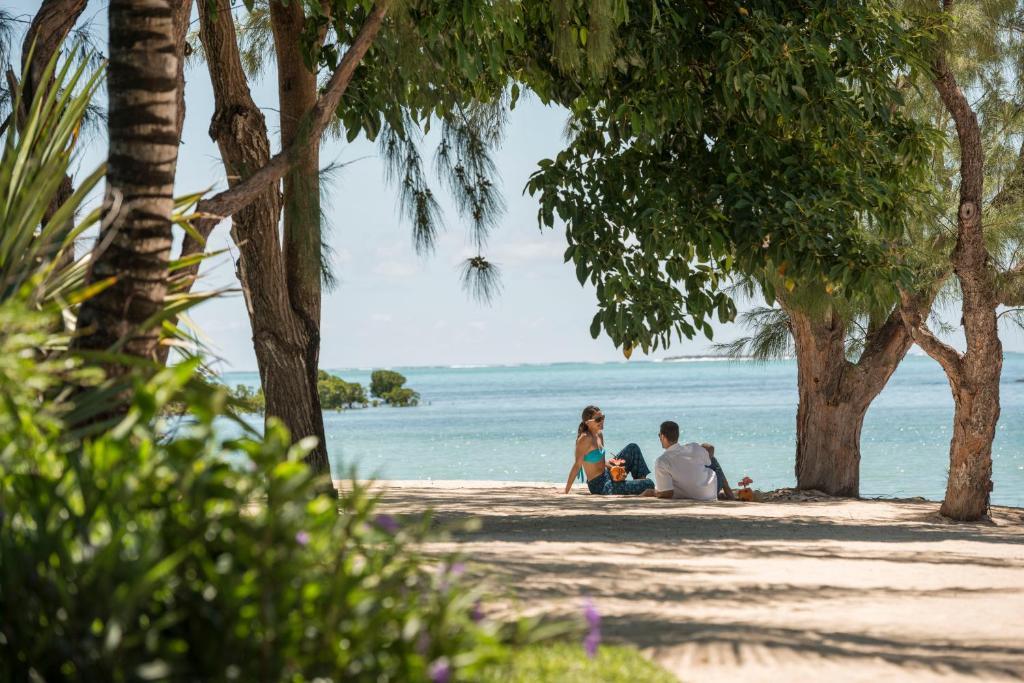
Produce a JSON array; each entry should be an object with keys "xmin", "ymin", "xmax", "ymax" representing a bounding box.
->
[{"xmin": 577, "ymin": 405, "xmax": 601, "ymax": 438}]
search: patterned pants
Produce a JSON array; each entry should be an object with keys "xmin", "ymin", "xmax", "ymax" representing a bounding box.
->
[{"xmin": 587, "ymin": 443, "xmax": 655, "ymax": 495}]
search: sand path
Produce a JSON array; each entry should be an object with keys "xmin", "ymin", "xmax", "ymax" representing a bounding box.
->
[{"xmin": 370, "ymin": 481, "xmax": 1024, "ymax": 682}]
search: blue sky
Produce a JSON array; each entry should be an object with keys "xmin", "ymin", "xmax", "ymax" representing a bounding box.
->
[{"xmin": 8, "ymin": 2, "xmax": 1024, "ymax": 370}]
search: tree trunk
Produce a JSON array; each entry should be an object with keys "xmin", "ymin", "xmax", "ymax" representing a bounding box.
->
[
  {"xmin": 942, "ymin": 367, "xmax": 1000, "ymax": 519},
  {"xmin": 198, "ymin": 0, "xmax": 330, "ymax": 478},
  {"xmin": 269, "ymin": 0, "xmax": 330, "ymax": 475},
  {"xmin": 795, "ymin": 392, "xmax": 866, "ymax": 497},
  {"xmin": 74, "ymin": 0, "xmax": 179, "ymax": 362},
  {"xmin": 154, "ymin": 0, "xmax": 194, "ymax": 367},
  {"xmin": 171, "ymin": 0, "xmax": 192, "ymax": 143},
  {"xmin": 787, "ymin": 302, "xmax": 916, "ymax": 497},
  {"xmin": 789, "ymin": 308, "xmax": 863, "ymax": 496},
  {"xmin": 905, "ymin": 7, "xmax": 1003, "ymax": 521}
]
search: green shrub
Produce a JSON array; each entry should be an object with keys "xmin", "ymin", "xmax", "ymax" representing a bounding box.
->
[
  {"xmin": 370, "ymin": 369, "xmax": 408, "ymax": 399},
  {"xmin": 318, "ymin": 370, "xmax": 368, "ymax": 410},
  {"xmin": 0, "ymin": 325, "xmax": 514, "ymax": 681},
  {"xmin": 228, "ymin": 383, "xmax": 266, "ymax": 413},
  {"xmin": 384, "ymin": 386, "xmax": 421, "ymax": 407}
]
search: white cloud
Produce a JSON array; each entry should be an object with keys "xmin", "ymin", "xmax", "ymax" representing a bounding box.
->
[{"xmin": 371, "ymin": 313, "xmax": 393, "ymax": 323}]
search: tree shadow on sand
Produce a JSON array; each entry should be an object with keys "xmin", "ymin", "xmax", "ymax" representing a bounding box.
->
[
  {"xmin": 376, "ymin": 487, "xmax": 1024, "ymax": 551},
  {"xmin": 607, "ymin": 617, "xmax": 1024, "ymax": 680},
  {"xmin": 374, "ymin": 486, "xmax": 1024, "ymax": 680}
]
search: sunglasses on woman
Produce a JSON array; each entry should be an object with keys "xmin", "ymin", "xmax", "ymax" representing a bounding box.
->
[{"xmin": 589, "ymin": 415, "xmax": 605, "ymax": 424}]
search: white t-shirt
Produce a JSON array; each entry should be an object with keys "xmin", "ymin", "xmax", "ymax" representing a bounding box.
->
[{"xmin": 654, "ymin": 442, "xmax": 718, "ymax": 501}]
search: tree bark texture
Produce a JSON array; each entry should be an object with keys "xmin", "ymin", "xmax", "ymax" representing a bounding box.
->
[
  {"xmin": 787, "ymin": 304, "xmax": 916, "ymax": 497},
  {"xmin": 75, "ymin": 0, "xmax": 180, "ymax": 362},
  {"xmin": 198, "ymin": 0, "xmax": 330, "ymax": 476},
  {"xmin": 908, "ymin": 10, "xmax": 1003, "ymax": 521},
  {"xmin": 20, "ymin": 0, "xmax": 88, "ymax": 107},
  {"xmin": 267, "ymin": 0, "xmax": 330, "ymax": 475},
  {"xmin": 154, "ymin": 0, "xmax": 194, "ymax": 368}
]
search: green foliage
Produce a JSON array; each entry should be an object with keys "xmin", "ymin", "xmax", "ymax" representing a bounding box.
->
[
  {"xmin": 713, "ymin": 306, "xmax": 794, "ymax": 361},
  {"xmin": 370, "ymin": 370, "xmax": 420, "ymax": 406},
  {"xmin": 228, "ymin": 383, "xmax": 266, "ymax": 413},
  {"xmin": 523, "ymin": 1, "xmax": 938, "ymax": 354},
  {"xmin": 370, "ymin": 368, "xmax": 409, "ymax": 398},
  {"xmin": 318, "ymin": 369, "xmax": 368, "ymax": 410},
  {"xmin": 0, "ymin": 328, "xmax": 517, "ymax": 681},
  {"xmin": 480, "ymin": 643, "xmax": 677, "ymax": 683},
  {"xmin": 307, "ymin": 1, "xmax": 627, "ymax": 300},
  {"xmin": 0, "ymin": 47, "xmax": 530, "ymax": 681},
  {"xmin": 0, "ymin": 45, "xmax": 105, "ymax": 312},
  {"xmin": 900, "ymin": 1, "xmax": 1024, "ymax": 311},
  {"xmin": 384, "ymin": 386, "xmax": 421, "ymax": 408}
]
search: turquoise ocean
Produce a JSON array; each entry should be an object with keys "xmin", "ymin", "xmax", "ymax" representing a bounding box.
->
[{"xmin": 222, "ymin": 353, "xmax": 1024, "ymax": 507}]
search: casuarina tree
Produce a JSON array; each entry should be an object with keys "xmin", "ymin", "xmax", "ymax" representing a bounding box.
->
[
  {"xmin": 898, "ymin": 0, "xmax": 1024, "ymax": 521},
  {"xmin": 188, "ymin": 0, "xmax": 627, "ymax": 477}
]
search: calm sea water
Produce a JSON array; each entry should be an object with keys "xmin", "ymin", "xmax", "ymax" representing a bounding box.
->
[{"xmin": 221, "ymin": 354, "xmax": 1024, "ymax": 507}]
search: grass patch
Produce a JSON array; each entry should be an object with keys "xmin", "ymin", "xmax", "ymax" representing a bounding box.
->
[{"xmin": 481, "ymin": 642, "xmax": 677, "ymax": 682}]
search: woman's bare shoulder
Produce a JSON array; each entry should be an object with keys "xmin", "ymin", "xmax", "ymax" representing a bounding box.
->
[{"xmin": 575, "ymin": 433, "xmax": 592, "ymax": 453}]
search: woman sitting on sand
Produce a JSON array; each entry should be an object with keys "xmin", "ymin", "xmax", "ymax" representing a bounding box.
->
[{"xmin": 563, "ymin": 405, "xmax": 656, "ymax": 496}]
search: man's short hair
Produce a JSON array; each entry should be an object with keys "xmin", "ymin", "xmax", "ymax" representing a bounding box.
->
[{"xmin": 659, "ymin": 420, "xmax": 680, "ymax": 444}]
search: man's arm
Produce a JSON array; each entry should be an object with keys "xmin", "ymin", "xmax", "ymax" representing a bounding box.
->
[
  {"xmin": 701, "ymin": 442, "xmax": 734, "ymax": 499},
  {"xmin": 653, "ymin": 458, "xmax": 674, "ymax": 499}
]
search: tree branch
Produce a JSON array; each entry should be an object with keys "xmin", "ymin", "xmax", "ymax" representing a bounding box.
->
[
  {"xmin": 20, "ymin": 0, "xmax": 89, "ymax": 105},
  {"xmin": 181, "ymin": 0, "xmax": 390, "ymax": 259},
  {"xmin": 899, "ymin": 289, "xmax": 963, "ymax": 380}
]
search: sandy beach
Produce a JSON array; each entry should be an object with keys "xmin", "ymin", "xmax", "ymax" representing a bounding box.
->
[{"xmin": 367, "ymin": 481, "xmax": 1024, "ymax": 682}]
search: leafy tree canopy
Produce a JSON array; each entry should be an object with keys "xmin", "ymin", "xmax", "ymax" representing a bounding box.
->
[
  {"xmin": 278, "ymin": 0, "xmax": 631, "ymax": 298},
  {"xmin": 523, "ymin": 1, "xmax": 939, "ymax": 354},
  {"xmin": 318, "ymin": 370, "xmax": 368, "ymax": 410},
  {"xmin": 370, "ymin": 369, "xmax": 408, "ymax": 398},
  {"xmin": 383, "ymin": 386, "xmax": 420, "ymax": 407}
]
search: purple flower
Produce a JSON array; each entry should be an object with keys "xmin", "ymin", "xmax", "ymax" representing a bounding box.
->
[
  {"xmin": 582, "ymin": 598, "xmax": 601, "ymax": 658},
  {"xmin": 450, "ymin": 562, "xmax": 466, "ymax": 577},
  {"xmin": 471, "ymin": 600, "xmax": 485, "ymax": 623},
  {"xmin": 295, "ymin": 531, "xmax": 310, "ymax": 546},
  {"xmin": 374, "ymin": 514, "xmax": 399, "ymax": 534},
  {"xmin": 428, "ymin": 657, "xmax": 451, "ymax": 683},
  {"xmin": 583, "ymin": 598, "xmax": 600, "ymax": 629}
]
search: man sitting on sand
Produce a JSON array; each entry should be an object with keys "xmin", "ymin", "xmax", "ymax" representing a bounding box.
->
[{"xmin": 653, "ymin": 421, "xmax": 734, "ymax": 501}]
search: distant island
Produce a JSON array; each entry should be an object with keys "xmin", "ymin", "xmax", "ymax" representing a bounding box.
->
[{"xmin": 228, "ymin": 369, "xmax": 421, "ymax": 414}]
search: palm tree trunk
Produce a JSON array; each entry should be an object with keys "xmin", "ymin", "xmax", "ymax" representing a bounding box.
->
[{"xmin": 74, "ymin": 0, "xmax": 180, "ymax": 362}]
